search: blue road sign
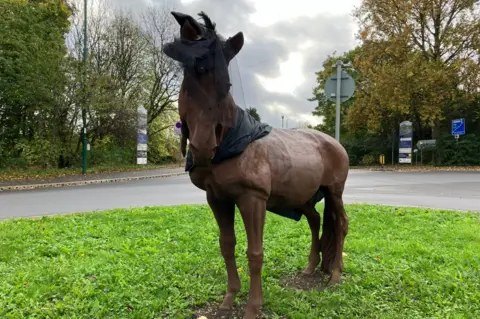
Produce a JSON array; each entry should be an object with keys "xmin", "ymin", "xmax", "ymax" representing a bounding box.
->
[
  {"xmin": 451, "ymin": 118, "xmax": 465, "ymax": 136},
  {"xmin": 137, "ymin": 133, "xmax": 147, "ymax": 144}
]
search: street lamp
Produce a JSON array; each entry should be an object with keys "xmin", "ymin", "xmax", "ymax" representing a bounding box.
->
[{"xmin": 82, "ymin": 0, "xmax": 88, "ymax": 174}]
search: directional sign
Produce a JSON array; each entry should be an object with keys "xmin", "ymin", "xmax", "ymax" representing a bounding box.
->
[
  {"xmin": 399, "ymin": 121, "xmax": 413, "ymax": 164},
  {"xmin": 324, "ymin": 71, "xmax": 356, "ymax": 103},
  {"xmin": 137, "ymin": 105, "xmax": 148, "ymax": 165},
  {"xmin": 137, "ymin": 133, "xmax": 147, "ymax": 144},
  {"xmin": 451, "ymin": 118, "xmax": 465, "ymax": 136},
  {"xmin": 417, "ymin": 139, "xmax": 436, "ymax": 151}
]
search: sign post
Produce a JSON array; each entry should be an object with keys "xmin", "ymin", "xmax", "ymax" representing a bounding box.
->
[
  {"xmin": 451, "ymin": 118, "xmax": 465, "ymax": 141},
  {"xmin": 137, "ymin": 106, "xmax": 148, "ymax": 165},
  {"xmin": 379, "ymin": 154, "xmax": 385, "ymax": 167},
  {"xmin": 324, "ymin": 61, "xmax": 355, "ymax": 142},
  {"xmin": 399, "ymin": 121, "xmax": 413, "ymax": 164},
  {"xmin": 174, "ymin": 121, "xmax": 182, "ymax": 136}
]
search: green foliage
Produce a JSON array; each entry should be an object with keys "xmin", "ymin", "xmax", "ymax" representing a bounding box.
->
[
  {"xmin": 0, "ymin": 0, "xmax": 72, "ymax": 152},
  {"xmin": 87, "ymin": 136, "xmax": 136, "ymax": 167},
  {"xmin": 0, "ymin": 204, "xmax": 479, "ymax": 318},
  {"xmin": 310, "ymin": 0, "xmax": 480, "ymax": 166},
  {"xmin": 435, "ymin": 133, "xmax": 480, "ymax": 166},
  {"xmin": 246, "ymin": 107, "xmax": 262, "ymax": 122},
  {"xmin": 309, "ymin": 48, "xmax": 361, "ymax": 137},
  {"xmin": 0, "ymin": 1, "xmax": 181, "ymax": 170}
]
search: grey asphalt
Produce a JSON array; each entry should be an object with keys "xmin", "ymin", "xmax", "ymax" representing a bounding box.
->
[{"xmin": 1, "ymin": 170, "xmax": 480, "ymax": 219}]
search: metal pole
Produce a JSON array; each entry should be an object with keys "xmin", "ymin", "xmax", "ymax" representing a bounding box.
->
[
  {"xmin": 82, "ymin": 0, "xmax": 88, "ymax": 174},
  {"xmin": 335, "ymin": 60, "xmax": 342, "ymax": 142},
  {"xmin": 391, "ymin": 131, "xmax": 394, "ymax": 166}
]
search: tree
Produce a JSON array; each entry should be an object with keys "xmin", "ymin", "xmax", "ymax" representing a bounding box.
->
[
  {"xmin": 64, "ymin": 0, "xmax": 183, "ymax": 165},
  {"xmin": 309, "ymin": 48, "xmax": 362, "ymax": 137},
  {"xmin": 246, "ymin": 107, "xmax": 261, "ymax": 122},
  {"xmin": 0, "ymin": 0, "xmax": 73, "ymax": 167},
  {"xmin": 141, "ymin": 5, "xmax": 182, "ymax": 129},
  {"xmin": 352, "ymin": 0, "xmax": 480, "ymax": 139}
]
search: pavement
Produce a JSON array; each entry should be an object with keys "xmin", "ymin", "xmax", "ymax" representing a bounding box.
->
[{"xmin": 1, "ymin": 170, "xmax": 480, "ymax": 219}]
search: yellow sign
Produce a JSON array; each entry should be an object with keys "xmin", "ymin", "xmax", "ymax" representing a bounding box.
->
[{"xmin": 379, "ymin": 154, "xmax": 385, "ymax": 165}]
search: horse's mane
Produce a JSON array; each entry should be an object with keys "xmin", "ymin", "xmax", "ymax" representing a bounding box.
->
[{"xmin": 197, "ymin": 11, "xmax": 216, "ymax": 32}]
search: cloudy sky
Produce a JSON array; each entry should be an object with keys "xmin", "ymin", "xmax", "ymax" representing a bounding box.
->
[{"xmin": 110, "ymin": 0, "xmax": 362, "ymax": 128}]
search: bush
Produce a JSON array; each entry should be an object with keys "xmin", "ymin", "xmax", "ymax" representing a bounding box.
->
[{"xmin": 435, "ymin": 133, "xmax": 480, "ymax": 166}]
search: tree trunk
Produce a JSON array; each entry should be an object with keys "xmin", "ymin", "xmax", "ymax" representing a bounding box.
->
[{"xmin": 432, "ymin": 119, "xmax": 441, "ymax": 140}]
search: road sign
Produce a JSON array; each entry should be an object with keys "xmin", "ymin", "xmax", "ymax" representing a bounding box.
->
[
  {"xmin": 417, "ymin": 139, "xmax": 436, "ymax": 151},
  {"xmin": 324, "ymin": 71, "xmax": 356, "ymax": 103},
  {"xmin": 174, "ymin": 121, "xmax": 182, "ymax": 136},
  {"xmin": 399, "ymin": 121, "xmax": 413, "ymax": 164},
  {"xmin": 324, "ymin": 61, "xmax": 356, "ymax": 142},
  {"xmin": 137, "ymin": 105, "xmax": 148, "ymax": 165},
  {"xmin": 137, "ymin": 132, "xmax": 147, "ymax": 144},
  {"xmin": 379, "ymin": 154, "xmax": 385, "ymax": 166},
  {"xmin": 451, "ymin": 118, "xmax": 465, "ymax": 136}
]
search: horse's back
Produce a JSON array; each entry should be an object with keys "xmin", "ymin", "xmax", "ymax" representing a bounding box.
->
[
  {"xmin": 251, "ymin": 127, "xmax": 349, "ymax": 208},
  {"xmin": 261, "ymin": 127, "xmax": 349, "ymax": 177}
]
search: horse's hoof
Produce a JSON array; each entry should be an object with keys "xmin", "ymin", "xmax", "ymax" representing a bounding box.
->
[
  {"xmin": 219, "ymin": 292, "xmax": 236, "ymax": 310},
  {"xmin": 243, "ymin": 303, "xmax": 261, "ymax": 319},
  {"xmin": 327, "ymin": 269, "xmax": 341, "ymax": 286},
  {"xmin": 301, "ymin": 268, "xmax": 315, "ymax": 276},
  {"xmin": 243, "ymin": 310, "xmax": 258, "ymax": 319}
]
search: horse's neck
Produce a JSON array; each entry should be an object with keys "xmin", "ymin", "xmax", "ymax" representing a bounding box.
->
[{"xmin": 221, "ymin": 94, "xmax": 239, "ymax": 127}]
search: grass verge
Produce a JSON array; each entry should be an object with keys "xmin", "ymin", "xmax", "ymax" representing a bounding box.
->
[
  {"xmin": 0, "ymin": 163, "xmax": 184, "ymax": 182},
  {"xmin": 1, "ymin": 204, "xmax": 479, "ymax": 318}
]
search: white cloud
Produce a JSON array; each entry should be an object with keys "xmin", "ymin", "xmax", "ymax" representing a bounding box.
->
[
  {"xmin": 247, "ymin": 0, "xmax": 361, "ymax": 27},
  {"xmin": 256, "ymin": 52, "xmax": 305, "ymax": 96},
  {"xmin": 101, "ymin": 0, "xmax": 361, "ymax": 128}
]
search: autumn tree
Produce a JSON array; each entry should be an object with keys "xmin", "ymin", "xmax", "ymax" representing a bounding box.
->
[
  {"xmin": 309, "ymin": 48, "xmax": 362, "ymax": 137},
  {"xmin": 351, "ymin": 0, "xmax": 480, "ymax": 139}
]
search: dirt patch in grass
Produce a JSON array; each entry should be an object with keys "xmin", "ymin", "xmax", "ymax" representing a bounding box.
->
[
  {"xmin": 191, "ymin": 300, "xmax": 280, "ymax": 319},
  {"xmin": 281, "ymin": 270, "xmax": 331, "ymax": 291}
]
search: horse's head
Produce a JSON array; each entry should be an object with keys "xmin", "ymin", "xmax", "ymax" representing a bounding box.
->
[{"xmin": 163, "ymin": 11, "xmax": 244, "ymax": 166}]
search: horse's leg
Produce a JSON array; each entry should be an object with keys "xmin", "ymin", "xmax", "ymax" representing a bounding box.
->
[
  {"xmin": 296, "ymin": 203, "xmax": 321, "ymax": 275},
  {"xmin": 207, "ymin": 192, "xmax": 241, "ymax": 309},
  {"xmin": 320, "ymin": 185, "xmax": 348, "ymax": 285},
  {"xmin": 236, "ymin": 194, "xmax": 266, "ymax": 319}
]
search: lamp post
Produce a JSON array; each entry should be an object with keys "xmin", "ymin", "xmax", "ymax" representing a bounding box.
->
[{"xmin": 82, "ymin": 0, "xmax": 88, "ymax": 174}]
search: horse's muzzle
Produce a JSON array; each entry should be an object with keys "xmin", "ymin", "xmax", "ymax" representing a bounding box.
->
[{"xmin": 190, "ymin": 144, "xmax": 218, "ymax": 167}]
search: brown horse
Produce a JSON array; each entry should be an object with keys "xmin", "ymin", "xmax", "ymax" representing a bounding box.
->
[{"xmin": 163, "ymin": 11, "xmax": 349, "ymax": 319}]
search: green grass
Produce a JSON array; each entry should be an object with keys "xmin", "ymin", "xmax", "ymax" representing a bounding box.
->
[{"xmin": 1, "ymin": 204, "xmax": 479, "ymax": 318}]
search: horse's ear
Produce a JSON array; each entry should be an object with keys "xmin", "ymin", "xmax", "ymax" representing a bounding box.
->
[
  {"xmin": 224, "ymin": 32, "xmax": 244, "ymax": 62},
  {"xmin": 181, "ymin": 19, "xmax": 199, "ymax": 41}
]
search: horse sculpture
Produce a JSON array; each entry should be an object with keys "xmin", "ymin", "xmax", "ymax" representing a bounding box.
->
[{"xmin": 162, "ymin": 11, "xmax": 349, "ymax": 319}]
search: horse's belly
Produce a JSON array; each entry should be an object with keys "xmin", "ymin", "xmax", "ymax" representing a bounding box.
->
[
  {"xmin": 266, "ymin": 166, "xmax": 323, "ymax": 209},
  {"xmin": 264, "ymin": 131, "xmax": 325, "ymax": 208}
]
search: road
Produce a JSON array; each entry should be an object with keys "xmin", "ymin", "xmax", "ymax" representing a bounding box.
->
[{"xmin": 1, "ymin": 170, "xmax": 480, "ymax": 219}]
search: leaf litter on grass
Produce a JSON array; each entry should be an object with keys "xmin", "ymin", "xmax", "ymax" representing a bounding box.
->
[{"xmin": 0, "ymin": 204, "xmax": 479, "ymax": 318}]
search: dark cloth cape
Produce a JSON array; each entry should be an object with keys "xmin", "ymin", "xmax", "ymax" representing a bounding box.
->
[
  {"xmin": 185, "ymin": 106, "xmax": 324, "ymax": 221},
  {"xmin": 185, "ymin": 105, "xmax": 271, "ymax": 171}
]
